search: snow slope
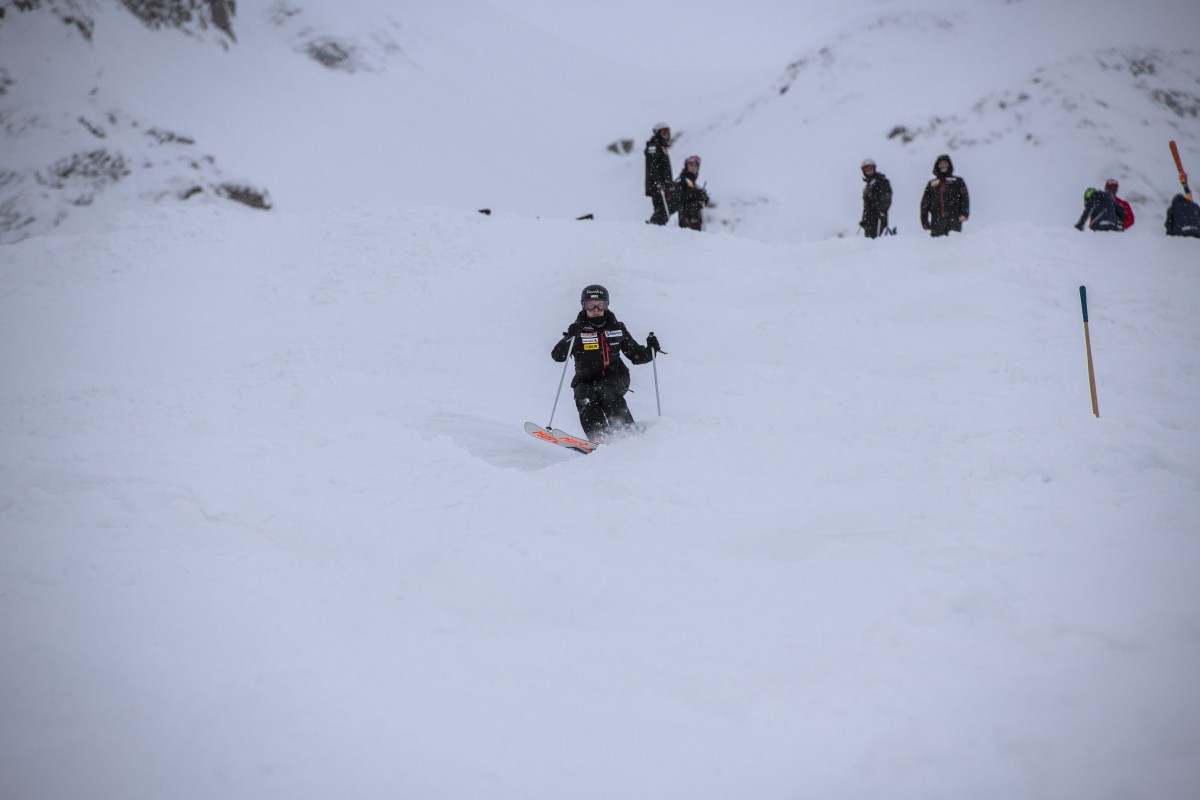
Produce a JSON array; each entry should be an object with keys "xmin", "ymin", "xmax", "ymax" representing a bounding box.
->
[
  {"xmin": 3, "ymin": 203, "xmax": 1199, "ymax": 799},
  {"xmin": 2, "ymin": 0, "xmax": 1197, "ymax": 241},
  {"xmin": 3, "ymin": 1, "xmax": 1200, "ymax": 798}
]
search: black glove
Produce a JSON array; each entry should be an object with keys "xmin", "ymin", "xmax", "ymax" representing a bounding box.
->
[
  {"xmin": 646, "ymin": 333, "xmax": 666, "ymax": 355},
  {"xmin": 564, "ymin": 323, "xmax": 582, "ymax": 338}
]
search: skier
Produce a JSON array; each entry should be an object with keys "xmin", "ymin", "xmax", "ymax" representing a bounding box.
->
[
  {"xmin": 1105, "ymin": 179, "xmax": 1134, "ymax": 229},
  {"xmin": 551, "ymin": 285, "xmax": 663, "ymax": 441},
  {"xmin": 859, "ymin": 158, "xmax": 893, "ymax": 238},
  {"xmin": 919, "ymin": 154, "xmax": 970, "ymax": 237},
  {"xmin": 676, "ymin": 155, "xmax": 709, "ymax": 231},
  {"xmin": 644, "ymin": 123, "xmax": 674, "ymax": 225},
  {"xmin": 1164, "ymin": 194, "xmax": 1200, "ymax": 238},
  {"xmin": 1075, "ymin": 187, "xmax": 1126, "ymax": 232}
]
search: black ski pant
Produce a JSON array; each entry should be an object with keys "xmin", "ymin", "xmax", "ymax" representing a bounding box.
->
[
  {"xmin": 574, "ymin": 380, "xmax": 635, "ymax": 440},
  {"xmin": 647, "ymin": 190, "xmax": 670, "ymax": 225},
  {"xmin": 927, "ymin": 217, "xmax": 963, "ymax": 237},
  {"xmin": 679, "ymin": 211, "xmax": 702, "ymax": 231},
  {"xmin": 861, "ymin": 212, "xmax": 888, "ymax": 238}
]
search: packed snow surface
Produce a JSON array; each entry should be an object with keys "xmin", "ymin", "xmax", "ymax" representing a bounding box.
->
[{"xmin": 2, "ymin": 1, "xmax": 1200, "ymax": 799}]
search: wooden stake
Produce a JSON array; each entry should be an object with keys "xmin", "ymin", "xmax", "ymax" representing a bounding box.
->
[{"xmin": 1079, "ymin": 286, "xmax": 1099, "ymax": 418}]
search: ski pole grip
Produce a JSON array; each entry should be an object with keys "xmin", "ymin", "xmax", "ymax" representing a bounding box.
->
[{"xmin": 1079, "ymin": 286, "xmax": 1089, "ymax": 322}]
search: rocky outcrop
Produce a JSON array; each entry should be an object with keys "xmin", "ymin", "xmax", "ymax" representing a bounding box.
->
[
  {"xmin": 0, "ymin": 0, "xmax": 274, "ymax": 242},
  {"xmin": 0, "ymin": 0, "xmax": 97, "ymax": 41},
  {"xmin": 119, "ymin": 0, "xmax": 236, "ymax": 42}
]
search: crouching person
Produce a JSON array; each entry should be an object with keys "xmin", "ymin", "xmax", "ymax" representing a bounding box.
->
[{"xmin": 551, "ymin": 285, "xmax": 663, "ymax": 441}]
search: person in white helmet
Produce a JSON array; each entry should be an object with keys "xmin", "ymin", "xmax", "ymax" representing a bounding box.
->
[
  {"xmin": 644, "ymin": 123, "xmax": 674, "ymax": 225},
  {"xmin": 859, "ymin": 159, "xmax": 892, "ymax": 238}
]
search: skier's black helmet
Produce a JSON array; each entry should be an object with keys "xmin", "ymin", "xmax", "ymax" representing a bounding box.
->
[{"xmin": 581, "ymin": 284, "xmax": 609, "ymax": 306}]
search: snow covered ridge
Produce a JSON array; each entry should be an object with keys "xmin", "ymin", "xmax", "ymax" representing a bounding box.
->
[
  {"xmin": 120, "ymin": 0, "xmax": 237, "ymax": 44},
  {"xmin": 0, "ymin": 0, "xmax": 272, "ymax": 243},
  {"xmin": 886, "ymin": 49, "xmax": 1199, "ymax": 161},
  {"xmin": 0, "ymin": 0, "xmax": 422, "ymax": 242},
  {"xmin": 267, "ymin": 1, "xmax": 409, "ymax": 74}
]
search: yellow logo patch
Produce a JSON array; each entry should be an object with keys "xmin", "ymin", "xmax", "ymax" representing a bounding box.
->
[{"xmin": 583, "ymin": 343, "xmax": 600, "ymax": 350}]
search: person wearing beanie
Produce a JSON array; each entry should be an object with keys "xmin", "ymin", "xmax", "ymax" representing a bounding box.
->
[
  {"xmin": 1164, "ymin": 194, "xmax": 1200, "ymax": 237},
  {"xmin": 676, "ymin": 155, "xmax": 709, "ymax": 231},
  {"xmin": 919, "ymin": 154, "xmax": 970, "ymax": 237}
]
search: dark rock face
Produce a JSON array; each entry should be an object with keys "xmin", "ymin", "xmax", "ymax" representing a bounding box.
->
[
  {"xmin": 37, "ymin": 149, "xmax": 132, "ymax": 198},
  {"xmin": 118, "ymin": 0, "xmax": 237, "ymax": 41},
  {"xmin": 215, "ymin": 183, "xmax": 272, "ymax": 210},
  {"xmin": 0, "ymin": 0, "xmax": 96, "ymax": 41},
  {"xmin": 305, "ymin": 37, "xmax": 356, "ymax": 71},
  {"xmin": 0, "ymin": 0, "xmax": 278, "ymax": 241}
]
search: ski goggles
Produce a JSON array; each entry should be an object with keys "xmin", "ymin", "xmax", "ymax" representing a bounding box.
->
[{"xmin": 583, "ymin": 301, "xmax": 608, "ymax": 312}]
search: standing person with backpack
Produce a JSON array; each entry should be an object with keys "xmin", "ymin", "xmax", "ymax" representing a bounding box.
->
[
  {"xmin": 919, "ymin": 154, "xmax": 970, "ymax": 237},
  {"xmin": 551, "ymin": 285, "xmax": 664, "ymax": 442},
  {"xmin": 644, "ymin": 123, "xmax": 674, "ymax": 226},
  {"xmin": 1075, "ymin": 187, "xmax": 1126, "ymax": 232},
  {"xmin": 676, "ymin": 155, "xmax": 709, "ymax": 231},
  {"xmin": 1105, "ymin": 179, "xmax": 1134, "ymax": 229},
  {"xmin": 859, "ymin": 158, "xmax": 893, "ymax": 238}
]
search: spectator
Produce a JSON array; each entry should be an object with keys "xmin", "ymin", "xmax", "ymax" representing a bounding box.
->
[
  {"xmin": 859, "ymin": 158, "xmax": 893, "ymax": 238},
  {"xmin": 644, "ymin": 123, "xmax": 674, "ymax": 225},
  {"xmin": 676, "ymin": 155, "xmax": 709, "ymax": 231},
  {"xmin": 1075, "ymin": 187, "xmax": 1126, "ymax": 232},
  {"xmin": 1164, "ymin": 194, "xmax": 1200, "ymax": 238},
  {"xmin": 920, "ymin": 154, "xmax": 969, "ymax": 237}
]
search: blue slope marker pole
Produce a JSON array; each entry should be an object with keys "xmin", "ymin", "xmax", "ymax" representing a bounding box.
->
[{"xmin": 1080, "ymin": 286, "xmax": 1099, "ymax": 418}]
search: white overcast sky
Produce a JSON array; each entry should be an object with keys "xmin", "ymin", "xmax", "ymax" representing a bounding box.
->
[{"xmin": 486, "ymin": 0, "xmax": 827, "ymax": 73}]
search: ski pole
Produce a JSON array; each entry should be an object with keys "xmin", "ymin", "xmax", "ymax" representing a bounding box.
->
[
  {"xmin": 547, "ymin": 333, "xmax": 572, "ymax": 429},
  {"xmin": 1079, "ymin": 286, "xmax": 1099, "ymax": 418},
  {"xmin": 650, "ymin": 332, "xmax": 662, "ymax": 417},
  {"xmin": 1170, "ymin": 140, "xmax": 1192, "ymax": 201}
]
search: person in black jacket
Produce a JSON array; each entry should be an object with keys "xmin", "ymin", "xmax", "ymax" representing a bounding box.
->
[
  {"xmin": 920, "ymin": 154, "xmax": 969, "ymax": 237},
  {"xmin": 1075, "ymin": 187, "xmax": 1126, "ymax": 231},
  {"xmin": 552, "ymin": 285, "xmax": 663, "ymax": 441},
  {"xmin": 1164, "ymin": 194, "xmax": 1200, "ymax": 237},
  {"xmin": 676, "ymin": 155, "xmax": 709, "ymax": 231},
  {"xmin": 859, "ymin": 158, "xmax": 892, "ymax": 238},
  {"xmin": 644, "ymin": 123, "xmax": 674, "ymax": 225}
]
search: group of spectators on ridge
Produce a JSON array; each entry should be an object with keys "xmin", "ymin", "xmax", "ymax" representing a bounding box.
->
[{"xmin": 642, "ymin": 122, "xmax": 1200, "ymax": 239}]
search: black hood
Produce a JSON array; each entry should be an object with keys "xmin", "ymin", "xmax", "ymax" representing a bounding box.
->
[{"xmin": 933, "ymin": 154, "xmax": 954, "ymax": 176}]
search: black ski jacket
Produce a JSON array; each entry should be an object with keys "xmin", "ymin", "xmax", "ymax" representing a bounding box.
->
[
  {"xmin": 644, "ymin": 134, "xmax": 673, "ymax": 197},
  {"xmin": 1075, "ymin": 190, "xmax": 1125, "ymax": 231},
  {"xmin": 1165, "ymin": 194, "xmax": 1200, "ymax": 237},
  {"xmin": 920, "ymin": 156, "xmax": 969, "ymax": 236},
  {"xmin": 551, "ymin": 310, "xmax": 653, "ymax": 390},
  {"xmin": 676, "ymin": 168, "xmax": 708, "ymax": 222},
  {"xmin": 861, "ymin": 172, "xmax": 893, "ymax": 237}
]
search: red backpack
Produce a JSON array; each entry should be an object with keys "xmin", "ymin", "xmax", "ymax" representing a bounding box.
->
[{"xmin": 1115, "ymin": 197, "xmax": 1134, "ymax": 229}]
